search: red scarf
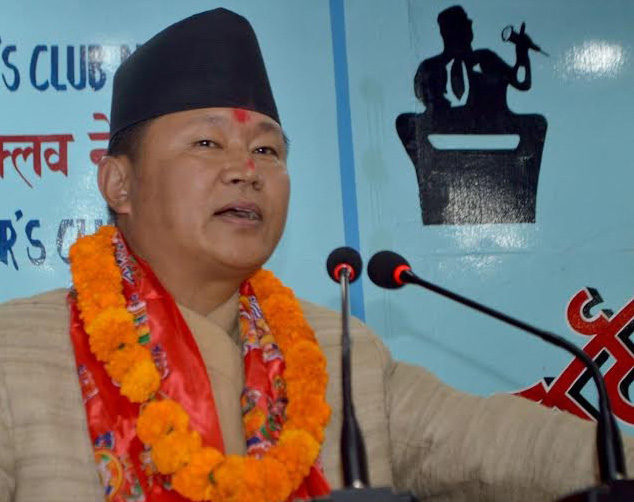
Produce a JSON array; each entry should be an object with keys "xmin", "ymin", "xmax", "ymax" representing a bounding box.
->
[{"xmin": 68, "ymin": 232, "xmax": 330, "ymax": 501}]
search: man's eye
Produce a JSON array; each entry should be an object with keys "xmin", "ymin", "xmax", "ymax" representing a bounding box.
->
[
  {"xmin": 253, "ymin": 146, "xmax": 278, "ymax": 157},
  {"xmin": 196, "ymin": 139, "xmax": 218, "ymax": 148}
]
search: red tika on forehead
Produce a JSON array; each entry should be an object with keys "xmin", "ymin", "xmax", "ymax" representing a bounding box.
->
[
  {"xmin": 246, "ymin": 159, "xmax": 256, "ymax": 171},
  {"xmin": 233, "ymin": 108, "xmax": 251, "ymax": 123}
]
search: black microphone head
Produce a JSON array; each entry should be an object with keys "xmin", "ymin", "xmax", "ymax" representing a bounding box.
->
[
  {"xmin": 326, "ymin": 247, "xmax": 362, "ymax": 283},
  {"xmin": 367, "ymin": 250, "xmax": 411, "ymax": 289}
]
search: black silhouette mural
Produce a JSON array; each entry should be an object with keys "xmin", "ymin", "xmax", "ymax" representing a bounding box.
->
[{"xmin": 396, "ymin": 6, "xmax": 548, "ymax": 225}]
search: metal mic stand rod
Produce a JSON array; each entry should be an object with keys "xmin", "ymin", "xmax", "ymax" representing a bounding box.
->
[
  {"xmin": 339, "ymin": 267, "xmax": 368, "ymax": 488},
  {"xmin": 402, "ymin": 269, "xmax": 624, "ymax": 486}
]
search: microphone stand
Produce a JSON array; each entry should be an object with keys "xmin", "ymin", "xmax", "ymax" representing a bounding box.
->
[
  {"xmin": 399, "ymin": 269, "xmax": 634, "ymax": 501},
  {"xmin": 319, "ymin": 264, "xmax": 418, "ymax": 501},
  {"xmin": 338, "ymin": 267, "xmax": 369, "ymax": 489}
]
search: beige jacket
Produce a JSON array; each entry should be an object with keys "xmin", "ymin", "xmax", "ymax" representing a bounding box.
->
[{"xmin": 0, "ymin": 289, "xmax": 630, "ymax": 501}]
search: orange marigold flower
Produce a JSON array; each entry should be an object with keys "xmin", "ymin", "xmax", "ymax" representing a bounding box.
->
[
  {"xmin": 214, "ymin": 456, "xmax": 267, "ymax": 502},
  {"xmin": 285, "ymin": 381, "xmax": 327, "ymax": 405},
  {"xmin": 137, "ymin": 399, "xmax": 190, "ymax": 445},
  {"xmin": 120, "ymin": 358, "xmax": 160, "ymax": 402},
  {"xmin": 261, "ymin": 295, "xmax": 305, "ymax": 327},
  {"xmin": 172, "ymin": 447, "xmax": 223, "ymax": 501},
  {"xmin": 249, "ymin": 269, "xmax": 289, "ymax": 300},
  {"xmin": 285, "ymin": 401, "xmax": 331, "ymax": 442},
  {"xmin": 93, "ymin": 288, "xmax": 125, "ymax": 310},
  {"xmin": 77, "ymin": 288, "xmax": 126, "ymax": 326},
  {"xmin": 260, "ymin": 296, "xmax": 313, "ymax": 348},
  {"xmin": 241, "ymin": 457, "xmax": 269, "ymax": 502},
  {"xmin": 152, "ymin": 430, "xmax": 201, "ymax": 474},
  {"xmin": 284, "ymin": 341, "xmax": 326, "ymax": 379},
  {"xmin": 213, "ymin": 456, "xmax": 246, "ymax": 501},
  {"xmin": 77, "ymin": 304, "xmax": 101, "ymax": 327},
  {"xmin": 96, "ymin": 225, "xmax": 117, "ymax": 240},
  {"xmin": 70, "ymin": 228, "xmax": 121, "ymax": 318},
  {"xmin": 86, "ymin": 307, "xmax": 137, "ymax": 361},
  {"xmin": 286, "ymin": 376, "xmax": 326, "ymax": 400},
  {"xmin": 282, "ymin": 340, "xmax": 330, "ymax": 441},
  {"xmin": 273, "ymin": 329, "xmax": 307, "ymax": 355},
  {"xmin": 259, "ymin": 457, "xmax": 293, "ymax": 502},
  {"xmin": 106, "ymin": 344, "xmax": 152, "ymax": 382},
  {"xmin": 269, "ymin": 430, "xmax": 319, "ymax": 488}
]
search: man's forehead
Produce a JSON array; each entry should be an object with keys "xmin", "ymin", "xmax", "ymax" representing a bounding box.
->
[
  {"xmin": 166, "ymin": 108, "xmax": 285, "ymax": 139},
  {"xmin": 190, "ymin": 109, "xmax": 279, "ymax": 128}
]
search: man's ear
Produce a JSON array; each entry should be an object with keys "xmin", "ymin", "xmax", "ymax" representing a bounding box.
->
[{"xmin": 98, "ymin": 155, "xmax": 133, "ymax": 216}]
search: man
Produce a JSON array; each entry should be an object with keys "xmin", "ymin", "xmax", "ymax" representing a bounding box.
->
[{"xmin": 0, "ymin": 8, "xmax": 631, "ymax": 502}]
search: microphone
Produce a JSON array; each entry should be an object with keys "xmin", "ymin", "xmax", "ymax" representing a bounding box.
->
[
  {"xmin": 501, "ymin": 23, "xmax": 549, "ymax": 57},
  {"xmin": 368, "ymin": 251, "xmax": 632, "ymax": 501},
  {"xmin": 327, "ymin": 246, "xmax": 363, "ymax": 283},
  {"xmin": 323, "ymin": 249, "xmax": 418, "ymax": 501},
  {"xmin": 326, "ymin": 247, "xmax": 368, "ymax": 489},
  {"xmin": 365, "ymin": 250, "xmax": 411, "ymax": 289}
]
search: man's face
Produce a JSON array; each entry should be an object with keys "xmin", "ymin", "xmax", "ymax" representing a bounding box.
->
[{"xmin": 120, "ymin": 107, "xmax": 290, "ymax": 280}]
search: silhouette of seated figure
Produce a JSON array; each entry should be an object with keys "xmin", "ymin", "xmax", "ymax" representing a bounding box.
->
[{"xmin": 397, "ymin": 5, "xmax": 547, "ymax": 225}]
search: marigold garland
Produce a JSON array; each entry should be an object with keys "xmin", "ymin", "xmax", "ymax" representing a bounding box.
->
[
  {"xmin": 69, "ymin": 226, "xmax": 331, "ymax": 501},
  {"xmin": 69, "ymin": 226, "xmax": 160, "ymax": 403}
]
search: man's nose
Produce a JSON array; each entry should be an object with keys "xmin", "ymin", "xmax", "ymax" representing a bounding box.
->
[{"xmin": 220, "ymin": 152, "xmax": 263, "ymax": 189}]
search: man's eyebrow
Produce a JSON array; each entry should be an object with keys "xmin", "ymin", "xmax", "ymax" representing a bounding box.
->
[{"xmin": 254, "ymin": 121, "xmax": 290, "ymax": 151}]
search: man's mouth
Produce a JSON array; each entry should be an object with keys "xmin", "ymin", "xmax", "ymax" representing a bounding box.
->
[{"xmin": 214, "ymin": 203, "xmax": 263, "ymax": 221}]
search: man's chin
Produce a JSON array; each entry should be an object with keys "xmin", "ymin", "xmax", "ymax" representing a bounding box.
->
[{"xmin": 207, "ymin": 252, "xmax": 271, "ymax": 280}]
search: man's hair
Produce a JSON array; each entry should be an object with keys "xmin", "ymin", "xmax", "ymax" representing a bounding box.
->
[
  {"xmin": 107, "ymin": 119, "xmax": 152, "ymax": 163},
  {"xmin": 105, "ymin": 119, "xmax": 152, "ymax": 221}
]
